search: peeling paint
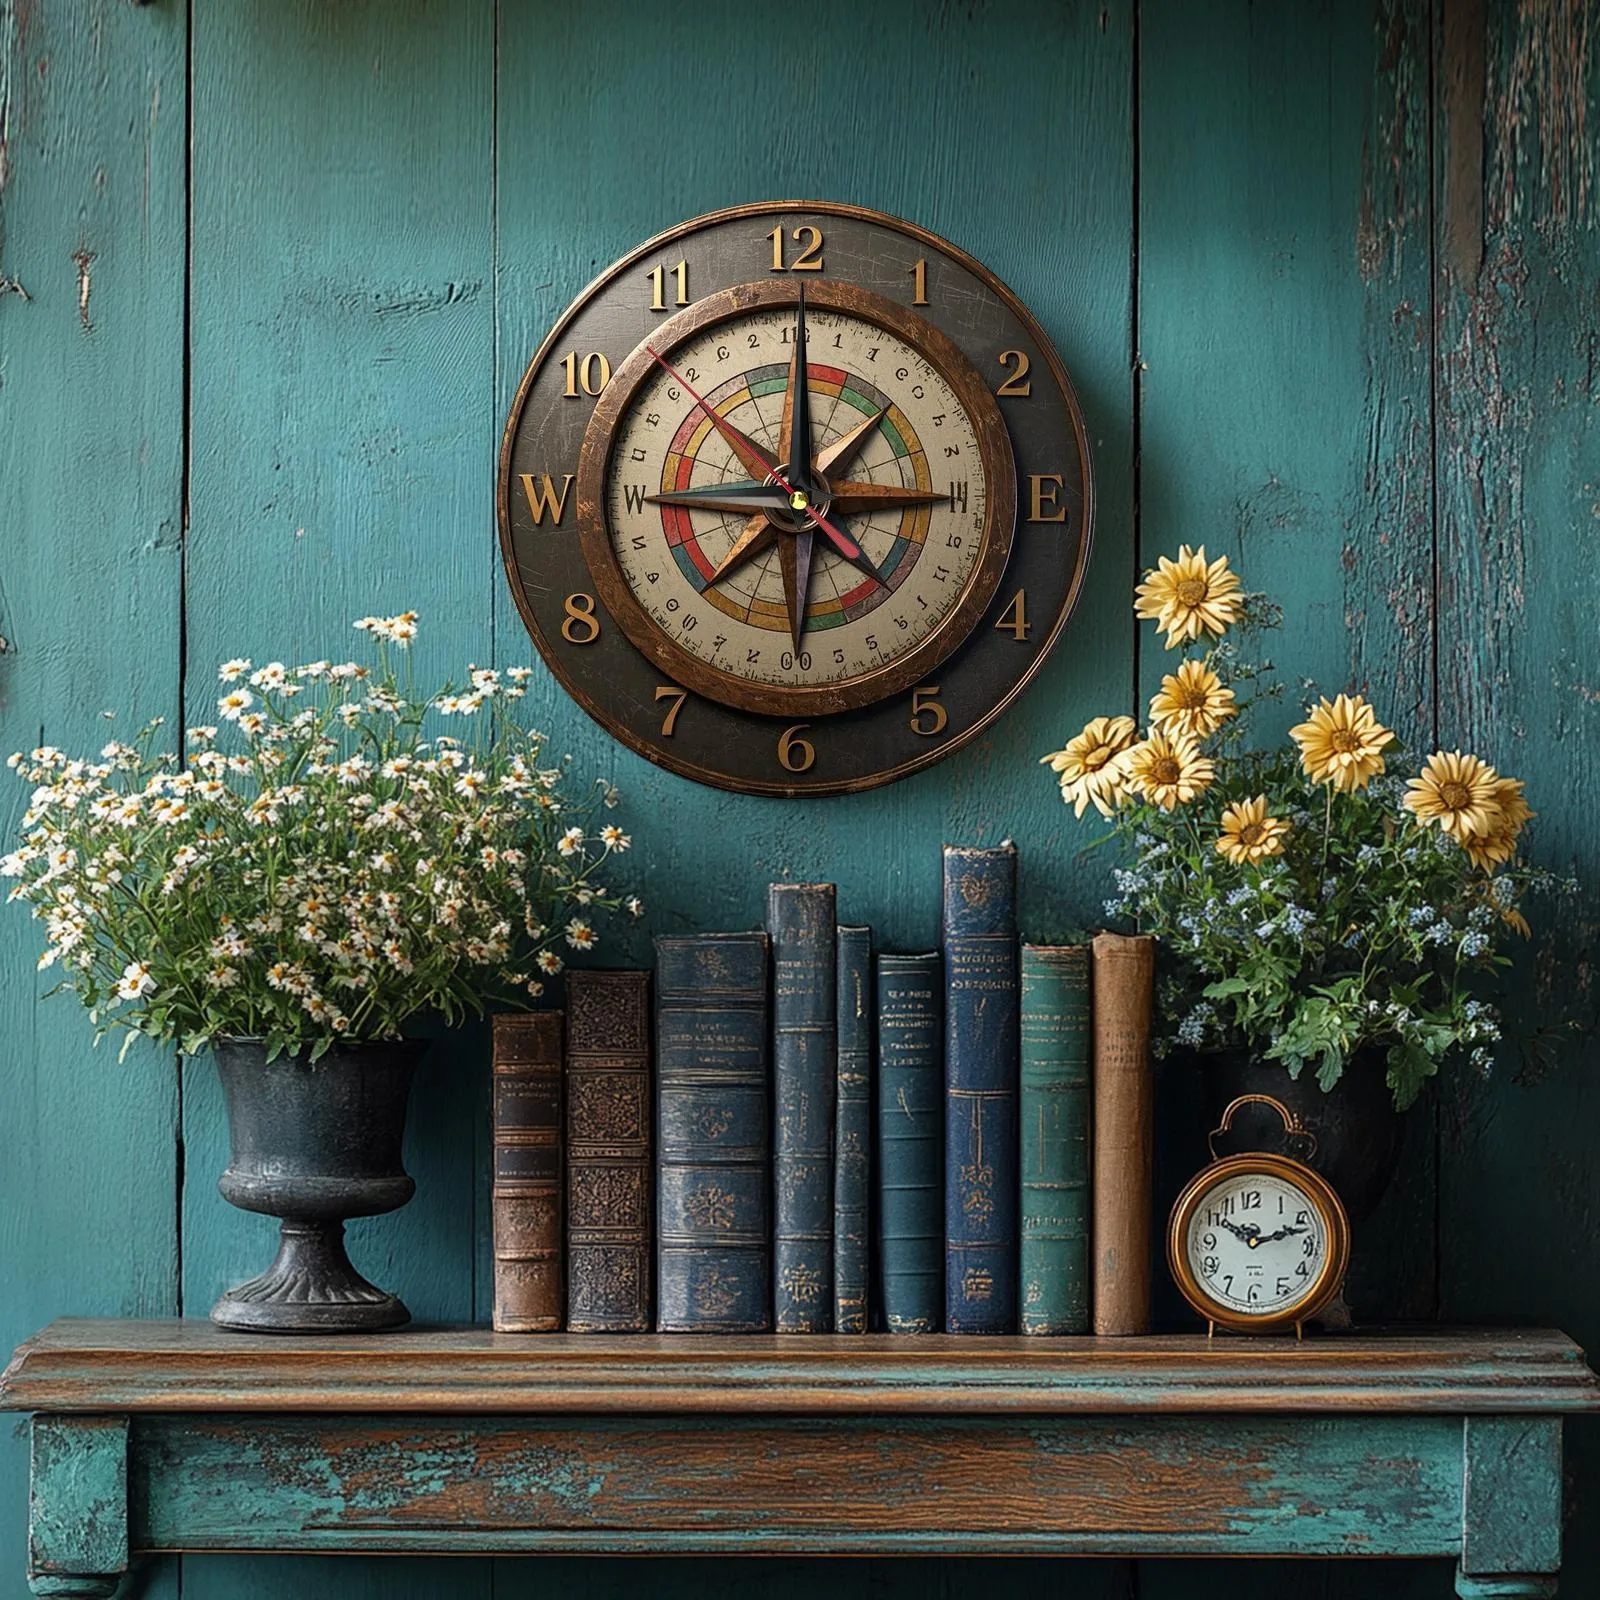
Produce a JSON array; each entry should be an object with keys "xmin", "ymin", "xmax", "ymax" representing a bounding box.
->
[
  {"xmin": 1489, "ymin": 0, "xmax": 1595, "ymax": 234},
  {"xmin": 71, "ymin": 246, "xmax": 93, "ymax": 331}
]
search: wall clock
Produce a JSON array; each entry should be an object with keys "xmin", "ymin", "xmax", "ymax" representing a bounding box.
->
[{"xmin": 498, "ymin": 201, "xmax": 1092, "ymax": 796}]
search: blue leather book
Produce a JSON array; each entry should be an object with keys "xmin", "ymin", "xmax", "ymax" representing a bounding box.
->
[
  {"xmin": 1020, "ymin": 943, "xmax": 1091, "ymax": 1334},
  {"xmin": 834, "ymin": 924, "xmax": 873, "ymax": 1334},
  {"xmin": 875, "ymin": 950, "xmax": 942, "ymax": 1332},
  {"xmin": 654, "ymin": 932, "xmax": 771, "ymax": 1333},
  {"xmin": 942, "ymin": 842, "xmax": 1020, "ymax": 1333},
  {"xmin": 768, "ymin": 882, "xmax": 837, "ymax": 1332}
]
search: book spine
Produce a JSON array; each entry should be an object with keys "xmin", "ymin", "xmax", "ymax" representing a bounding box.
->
[
  {"xmin": 768, "ymin": 883, "xmax": 838, "ymax": 1332},
  {"xmin": 876, "ymin": 950, "xmax": 943, "ymax": 1332},
  {"xmin": 942, "ymin": 842, "xmax": 1020, "ymax": 1334},
  {"xmin": 655, "ymin": 932, "xmax": 772, "ymax": 1333},
  {"xmin": 491, "ymin": 1010, "xmax": 564, "ymax": 1332},
  {"xmin": 565, "ymin": 969, "xmax": 652, "ymax": 1333},
  {"xmin": 834, "ymin": 925, "xmax": 872, "ymax": 1334},
  {"xmin": 1091, "ymin": 931, "xmax": 1156, "ymax": 1336},
  {"xmin": 1020, "ymin": 944, "xmax": 1092, "ymax": 1334}
]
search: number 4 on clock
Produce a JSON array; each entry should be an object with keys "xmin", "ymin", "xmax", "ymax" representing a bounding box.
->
[{"xmin": 994, "ymin": 590, "xmax": 1031, "ymax": 641}]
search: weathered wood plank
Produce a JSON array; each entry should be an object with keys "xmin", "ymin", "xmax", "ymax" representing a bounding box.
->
[
  {"xmin": 1461, "ymin": 1416, "xmax": 1562, "ymax": 1578},
  {"xmin": 0, "ymin": 0, "xmax": 186, "ymax": 1596},
  {"xmin": 125, "ymin": 1412, "xmax": 1463, "ymax": 1557},
  {"xmin": 4, "ymin": 1320, "xmax": 1596, "ymax": 1416},
  {"xmin": 1433, "ymin": 3, "xmax": 1600, "ymax": 1596},
  {"xmin": 180, "ymin": 2, "xmax": 495, "ymax": 1597},
  {"xmin": 28, "ymin": 1417, "xmax": 126, "ymax": 1590}
]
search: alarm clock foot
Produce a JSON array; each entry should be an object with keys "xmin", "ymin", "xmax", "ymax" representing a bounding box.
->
[{"xmin": 1455, "ymin": 1570, "xmax": 1558, "ymax": 1598}]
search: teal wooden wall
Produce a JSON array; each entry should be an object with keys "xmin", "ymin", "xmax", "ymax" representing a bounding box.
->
[{"xmin": 0, "ymin": 2, "xmax": 1593, "ymax": 1596}]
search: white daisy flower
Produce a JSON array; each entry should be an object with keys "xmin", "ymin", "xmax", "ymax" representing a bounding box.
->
[
  {"xmin": 218, "ymin": 658, "xmax": 251, "ymax": 683},
  {"xmin": 600, "ymin": 825, "xmax": 631, "ymax": 851},
  {"xmin": 116, "ymin": 960, "xmax": 156, "ymax": 1000},
  {"xmin": 565, "ymin": 918, "xmax": 596, "ymax": 951},
  {"xmin": 217, "ymin": 689, "xmax": 255, "ymax": 721},
  {"xmin": 536, "ymin": 949, "xmax": 564, "ymax": 974},
  {"xmin": 557, "ymin": 826, "xmax": 584, "ymax": 857}
]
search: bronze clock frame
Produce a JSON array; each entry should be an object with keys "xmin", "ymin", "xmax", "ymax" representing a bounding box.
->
[
  {"xmin": 575, "ymin": 278, "xmax": 1017, "ymax": 720},
  {"xmin": 1166, "ymin": 1097, "xmax": 1352, "ymax": 1338},
  {"xmin": 498, "ymin": 200, "xmax": 1094, "ymax": 798}
]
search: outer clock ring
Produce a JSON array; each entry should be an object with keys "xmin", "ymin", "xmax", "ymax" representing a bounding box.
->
[
  {"xmin": 575, "ymin": 278, "xmax": 1017, "ymax": 719},
  {"xmin": 1166, "ymin": 1152, "xmax": 1351, "ymax": 1335},
  {"xmin": 497, "ymin": 200, "xmax": 1095, "ymax": 798}
]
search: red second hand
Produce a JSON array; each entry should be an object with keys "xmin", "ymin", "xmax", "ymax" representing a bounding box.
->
[{"xmin": 645, "ymin": 346, "xmax": 873, "ymax": 570}]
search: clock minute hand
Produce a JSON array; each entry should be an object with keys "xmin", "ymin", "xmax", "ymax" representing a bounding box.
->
[{"xmin": 787, "ymin": 284, "xmax": 815, "ymax": 489}]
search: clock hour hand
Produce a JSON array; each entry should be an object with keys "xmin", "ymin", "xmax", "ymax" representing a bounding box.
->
[
  {"xmin": 646, "ymin": 485, "xmax": 793, "ymax": 516},
  {"xmin": 1215, "ymin": 1216, "xmax": 1251, "ymax": 1242},
  {"xmin": 1259, "ymin": 1224, "xmax": 1307, "ymax": 1244}
]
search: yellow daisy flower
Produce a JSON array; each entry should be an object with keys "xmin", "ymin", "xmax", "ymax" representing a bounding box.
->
[
  {"xmin": 1040, "ymin": 715, "xmax": 1138, "ymax": 818},
  {"xmin": 1460, "ymin": 776, "xmax": 1534, "ymax": 871},
  {"xmin": 1134, "ymin": 545, "xmax": 1245, "ymax": 648},
  {"xmin": 1290, "ymin": 693, "xmax": 1394, "ymax": 793},
  {"xmin": 1215, "ymin": 795, "xmax": 1290, "ymax": 865},
  {"xmin": 1119, "ymin": 727, "xmax": 1216, "ymax": 811},
  {"xmin": 1403, "ymin": 750, "xmax": 1502, "ymax": 841},
  {"xmin": 1149, "ymin": 659, "xmax": 1238, "ymax": 740}
]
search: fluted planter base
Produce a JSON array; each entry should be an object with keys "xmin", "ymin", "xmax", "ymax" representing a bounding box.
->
[
  {"xmin": 209, "ymin": 1037, "xmax": 423, "ymax": 1335},
  {"xmin": 211, "ymin": 1220, "xmax": 410, "ymax": 1333}
]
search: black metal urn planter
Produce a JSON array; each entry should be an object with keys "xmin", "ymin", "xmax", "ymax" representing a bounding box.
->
[{"xmin": 210, "ymin": 1038, "xmax": 425, "ymax": 1334}]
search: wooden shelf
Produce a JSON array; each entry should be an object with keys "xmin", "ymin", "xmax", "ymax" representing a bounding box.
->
[
  {"xmin": 4, "ymin": 1318, "xmax": 1598, "ymax": 1416},
  {"xmin": 5, "ymin": 1320, "xmax": 1597, "ymax": 1596}
]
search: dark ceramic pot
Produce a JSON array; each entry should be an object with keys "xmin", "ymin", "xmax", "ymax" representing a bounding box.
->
[
  {"xmin": 210, "ymin": 1037, "xmax": 425, "ymax": 1333},
  {"xmin": 1202, "ymin": 1049, "xmax": 1403, "ymax": 1225}
]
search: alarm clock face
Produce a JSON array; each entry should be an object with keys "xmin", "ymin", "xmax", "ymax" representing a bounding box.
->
[{"xmin": 1181, "ymin": 1166, "xmax": 1332, "ymax": 1320}]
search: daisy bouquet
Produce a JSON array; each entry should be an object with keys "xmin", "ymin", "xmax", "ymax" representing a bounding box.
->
[
  {"xmin": 1042, "ymin": 548, "xmax": 1571, "ymax": 1109},
  {"xmin": 2, "ymin": 613, "xmax": 639, "ymax": 1060}
]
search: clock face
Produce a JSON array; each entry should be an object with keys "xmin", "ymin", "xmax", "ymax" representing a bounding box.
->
[
  {"xmin": 1182, "ymin": 1168, "xmax": 1331, "ymax": 1319},
  {"xmin": 500, "ymin": 202, "xmax": 1092, "ymax": 796}
]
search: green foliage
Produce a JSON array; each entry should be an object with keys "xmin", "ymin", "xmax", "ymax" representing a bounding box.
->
[
  {"xmin": 2, "ymin": 615, "xmax": 637, "ymax": 1059},
  {"xmin": 1053, "ymin": 590, "xmax": 1574, "ymax": 1111}
]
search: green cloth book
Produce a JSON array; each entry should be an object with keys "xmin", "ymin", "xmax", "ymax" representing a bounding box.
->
[{"xmin": 1019, "ymin": 943, "xmax": 1091, "ymax": 1334}]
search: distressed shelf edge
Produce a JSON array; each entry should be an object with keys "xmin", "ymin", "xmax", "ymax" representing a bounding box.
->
[{"xmin": 3, "ymin": 1320, "xmax": 1598, "ymax": 1416}]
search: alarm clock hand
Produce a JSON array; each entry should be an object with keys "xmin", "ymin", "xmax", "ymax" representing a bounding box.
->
[
  {"xmin": 1259, "ymin": 1223, "xmax": 1307, "ymax": 1244},
  {"xmin": 1215, "ymin": 1216, "xmax": 1250, "ymax": 1241}
]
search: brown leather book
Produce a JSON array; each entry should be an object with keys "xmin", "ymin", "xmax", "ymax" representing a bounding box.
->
[
  {"xmin": 565, "ymin": 969, "xmax": 653, "ymax": 1332},
  {"xmin": 491, "ymin": 1010, "xmax": 564, "ymax": 1332},
  {"xmin": 1090, "ymin": 932, "xmax": 1156, "ymax": 1336}
]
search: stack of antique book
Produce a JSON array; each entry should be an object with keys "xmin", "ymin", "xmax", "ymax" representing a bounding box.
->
[{"xmin": 491, "ymin": 843, "xmax": 1155, "ymax": 1335}]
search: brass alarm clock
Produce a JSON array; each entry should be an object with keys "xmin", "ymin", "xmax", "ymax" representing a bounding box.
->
[{"xmin": 1167, "ymin": 1095, "xmax": 1351, "ymax": 1337}]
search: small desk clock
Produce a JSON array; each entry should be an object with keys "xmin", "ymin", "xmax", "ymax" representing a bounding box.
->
[{"xmin": 1167, "ymin": 1094, "xmax": 1352, "ymax": 1337}]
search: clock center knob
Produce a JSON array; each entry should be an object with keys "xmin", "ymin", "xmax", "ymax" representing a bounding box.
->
[{"xmin": 767, "ymin": 466, "xmax": 833, "ymax": 532}]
